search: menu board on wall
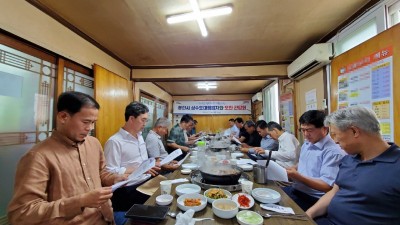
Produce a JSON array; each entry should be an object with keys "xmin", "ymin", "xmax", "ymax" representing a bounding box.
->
[
  {"xmin": 280, "ymin": 93, "xmax": 295, "ymax": 134},
  {"xmin": 337, "ymin": 46, "xmax": 394, "ymax": 141}
]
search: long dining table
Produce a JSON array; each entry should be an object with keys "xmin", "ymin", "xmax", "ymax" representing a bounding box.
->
[{"xmin": 125, "ymin": 161, "xmax": 317, "ymax": 225}]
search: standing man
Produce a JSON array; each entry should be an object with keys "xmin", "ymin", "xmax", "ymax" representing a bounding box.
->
[
  {"xmin": 284, "ymin": 110, "xmax": 345, "ymax": 211},
  {"xmin": 254, "ymin": 121, "xmax": 299, "ymax": 168},
  {"xmin": 167, "ymin": 114, "xmax": 195, "ymax": 160},
  {"xmin": 245, "ymin": 120, "xmax": 279, "ymax": 160},
  {"xmin": 8, "ymin": 91, "xmax": 126, "ymax": 225},
  {"xmin": 104, "ymin": 102, "xmax": 160, "ymax": 211},
  {"xmin": 145, "ymin": 117, "xmax": 179, "ymax": 172},
  {"xmin": 307, "ymin": 106, "xmax": 400, "ymax": 225}
]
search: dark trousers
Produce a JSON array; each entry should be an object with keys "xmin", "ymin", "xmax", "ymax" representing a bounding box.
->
[
  {"xmin": 111, "ymin": 183, "xmax": 150, "ymax": 211},
  {"xmin": 282, "ymin": 186, "xmax": 320, "ymax": 211}
]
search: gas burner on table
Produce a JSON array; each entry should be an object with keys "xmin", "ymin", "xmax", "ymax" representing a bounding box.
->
[{"xmin": 190, "ymin": 170, "xmax": 250, "ymax": 192}]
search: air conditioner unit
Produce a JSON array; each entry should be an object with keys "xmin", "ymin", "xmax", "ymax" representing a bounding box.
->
[
  {"xmin": 252, "ymin": 92, "xmax": 262, "ymax": 102},
  {"xmin": 287, "ymin": 43, "xmax": 333, "ymax": 80}
]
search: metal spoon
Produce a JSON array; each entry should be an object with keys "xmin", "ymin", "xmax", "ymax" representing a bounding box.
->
[
  {"xmin": 257, "ymin": 210, "xmax": 309, "ymax": 221},
  {"xmin": 167, "ymin": 210, "xmax": 179, "ymax": 218}
]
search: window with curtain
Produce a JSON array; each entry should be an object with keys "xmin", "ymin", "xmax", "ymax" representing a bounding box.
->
[{"xmin": 262, "ymin": 81, "xmax": 279, "ymax": 123}]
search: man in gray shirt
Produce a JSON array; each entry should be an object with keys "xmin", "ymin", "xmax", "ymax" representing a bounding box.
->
[{"xmin": 145, "ymin": 117, "xmax": 179, "ymax": 172}]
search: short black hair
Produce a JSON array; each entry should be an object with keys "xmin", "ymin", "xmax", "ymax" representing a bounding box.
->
[
  {"xmin": 229, "ymin": 118, "xmax": 235, "ymax": 122},
  {"xmin": 235, "ymin": 117, "xmax": 244, "ymax": 123},
  {"xmin": 245, "ymin": 120, "xmax": 256, "ymax": 128},
  {"xmin": 180, "ymin": 114, "xmax": 193, "ymax": 123},
  {"xmin": 256, "ymin": 120, "xmax": 267, "ymax": 129},
  {"xmin": 57, "ymin": 91, "xmax": 99, "ymax": 116},
  {"xmin": 299, "ymin": 110, "xmax": 326, "ymax": 128},
  {"xmin": 124, "ymin": 101, "xmax": 149, "ymax": 121},
  {"xmin": 266, "ymin": 121, "xmax": 282, "ymax": 131}
]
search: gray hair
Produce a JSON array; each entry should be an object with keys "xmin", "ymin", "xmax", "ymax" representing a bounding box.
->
[
  {"xmin": 153, "ymin": 117, "xmax": 171, "ymax": 128},
  {"xmin": 324, "ymin": 106, "xmax": 380, "ymax": 134}
]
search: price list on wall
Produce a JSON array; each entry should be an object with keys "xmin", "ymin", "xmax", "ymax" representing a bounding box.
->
[{"xmin": 337, "ymin": 46, "xmax": 394, "ymax": 141}]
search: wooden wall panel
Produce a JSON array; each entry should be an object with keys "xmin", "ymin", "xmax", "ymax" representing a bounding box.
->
[
  {"xmin": 193, "ymin": 115, "xmax": 252, "ymax": 133},
  {"xmin": 94, "ymin": 64, "xmax": 133, "ymax": 147},
  {"xmin": 331, "ymin": 24, "xmax": 400, "ymax": 143}
]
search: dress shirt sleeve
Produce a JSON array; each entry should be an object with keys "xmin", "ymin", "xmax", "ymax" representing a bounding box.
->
[
  {"xmin": 8, "ymin": 152, "xmax": 84, "ymax": 224},
  {"xmin": 104, "ymin": 139, "xmax": 126, "ymax": 174},
  {"xmin": 145, "ymin": 134, "xmax": 160, "ymax": 158},
  {"xmin": 271, "ymin": 136, "xmax": 298, "ymax": 162},
  {"xmin": 319, "ymin": 150, "xmax": 345, "ymax": 186},
  {"xmin": 262, "ymin": 137, "xmax": 279, "ymax": 151}
]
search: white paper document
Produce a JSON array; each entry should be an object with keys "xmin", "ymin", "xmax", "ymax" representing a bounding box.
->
[
  {"xmin": 170, "ymin": 178, "xmax": 189, "ymax": 184},
  {"xmin": 160, "ymin": 149, "xmax": 182, "ymax": 166},
  {"xmin": 237, "ymin": 158, "xmax": 257, "ymax": 165},
  {"xmin": 260, "ymin": 203, "xmax": 295, "ymax": 214},
  {"xmin": 112, "ymin": 158, "xmax": 156, "ymax": 192},
  {"xmin": 177, "ymin": 152, "xmax": 191, "ymax": 166},
  {"xmin": 266, "ymin": 160, "xmax": 288, "ymax": 182},
  {"xmin": 232, "ymin": 136, "xmax": 241, "ymax": 144}
]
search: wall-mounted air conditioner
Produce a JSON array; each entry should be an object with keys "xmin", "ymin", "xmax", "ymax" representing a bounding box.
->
[
  {"xmin": 287, "ymin": 43, "xmax": 333, "ymax": 80},
  {"xmin": 252, "ymin": 92, "xmax": 262, "ymax": 103}
]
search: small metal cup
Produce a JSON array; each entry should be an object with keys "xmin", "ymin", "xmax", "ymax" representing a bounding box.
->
[{"xmin": 253, "ymin": 164, "xmax": 268, "ymax": 184}]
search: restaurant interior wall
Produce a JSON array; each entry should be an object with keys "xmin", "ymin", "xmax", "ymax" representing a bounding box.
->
[
  {"xmin": 134, "ymin": 82, "xmax": 173, "ymax": 113},
  {"xmin": 173, "ymin": 94, "xmax": 253, "ymax": 133},
  {"xmin": 294, "ymin": 69, "xmax": 326, "ymax": 144},
  {"xmin": 0, "ymin": 0, "xmax": 130, "ymax": 79}
]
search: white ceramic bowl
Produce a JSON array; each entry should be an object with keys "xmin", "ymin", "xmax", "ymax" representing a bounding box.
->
[
  {"xmin": 177, "ymin": 193, "xmax": 207, "ymax": 212},
  {"xmin": 238, "ymin": 164, "xmax": 253, "ymax": 171},
  {"xmin": 212, "ymin": 199, "xmax": 239, "ymax": 219},
  {"xmin": 181, "ymin": 163, "xmax": 199, "ymax": 170},
  {"xmin": 204, "ymin": 188, "xmax": 232, "ymax": 204},
  {"xmin": 231, "ymin": 193, "xmax": 255, "ymax": 210},
  {"xmin": 251, "ymin": 188, "xmax": 281, "ymax": 204},
  {"xmin": 231, "ymin": 152, "xmax": 244, "ymax": 159},
  {"xmin": 180, "ymin": 169, "xmax": 192, "ymax": 175},
  {"xmin": 175, "ymin": 183, "xmax": 201, "ymax": 196},
  {"xmin": 236, "ymin": 210, "xmax": 263, "ymax": 225},
  {"xmin": 155, "ymin": 194, "xmax": 173, "ymax": 206}
]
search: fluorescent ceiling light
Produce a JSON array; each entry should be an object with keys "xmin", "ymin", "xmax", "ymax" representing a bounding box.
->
[
  {"xmin": 197, "ymin": 82, "xmax": 217, "ymax": 90},
  {"xmin": 166, "ymin": 0, "xmax": 232, "ymax": 37}
]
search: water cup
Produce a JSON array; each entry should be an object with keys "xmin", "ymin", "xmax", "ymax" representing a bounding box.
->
[
  {"xmin": 241, "ymin": 180, "xmax": 253, "ymax": 194},
  {"xmin": 253, "ymin": 164, "xmax": 268, "ymax": 184},
  {"xmin": 160, "ymin": 180, "xmax": 172, "ymax": 195}
]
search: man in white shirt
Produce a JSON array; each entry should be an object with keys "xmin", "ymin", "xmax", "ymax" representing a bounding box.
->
[
  {"xmin": 223, "ymin": 118, "xmax": 240, "ymax": 138},
  {"xmin": 255, "ymin": 121, "xmax": 299, "ymax": 168},
  {"xmin": 104, "ymin": 101, "xmax": 160, "ymax": 211}
]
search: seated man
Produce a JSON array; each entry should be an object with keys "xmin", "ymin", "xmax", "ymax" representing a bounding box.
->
[
  {"xmin": 246, "ymin": 120, "xmax": 279, "ymax": 160},
  {"xmin": 240, "ymin": 120, "xmax": 262, "ymax": 152},
  {"xmin": 254, "ymin": 121, "xmax": 299, "ymax": 168},
  {"xmin": 283, "ymin": 110, "xmax": 345, "ymax": 211},
  {"xmin": 223, "ymin": 118, "xmax": 240, "ymax": 138},
  {"xmin": 167, "ymin": 114, "xmax": 195, "ymax": 160},
  {"xmin": 306, "ymin": 106, "xmax": 400, "ymax": 225},
  {"xmin": 145, "ymin": 117, "xmax": 179, "ymax": 173},
  {"xmin": 235, "ymin": 117, "xmax": 249, "ymax": 143},
  {"xmin": 8, "ymin": 91, "xmax": 126, "ymax": 225},
  {"xmin": 104, "ymin": 101, "xmax": 161, "ymax": 211}
]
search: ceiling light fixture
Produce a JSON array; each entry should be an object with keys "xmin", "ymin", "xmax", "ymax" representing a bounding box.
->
[
  {"xmin": 167, "ymin": 0, "xmax": 233, "ymax": 37},
  {"xmin": 197, "ymin": 82, "xmax": 217, "ymax": 90}
]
